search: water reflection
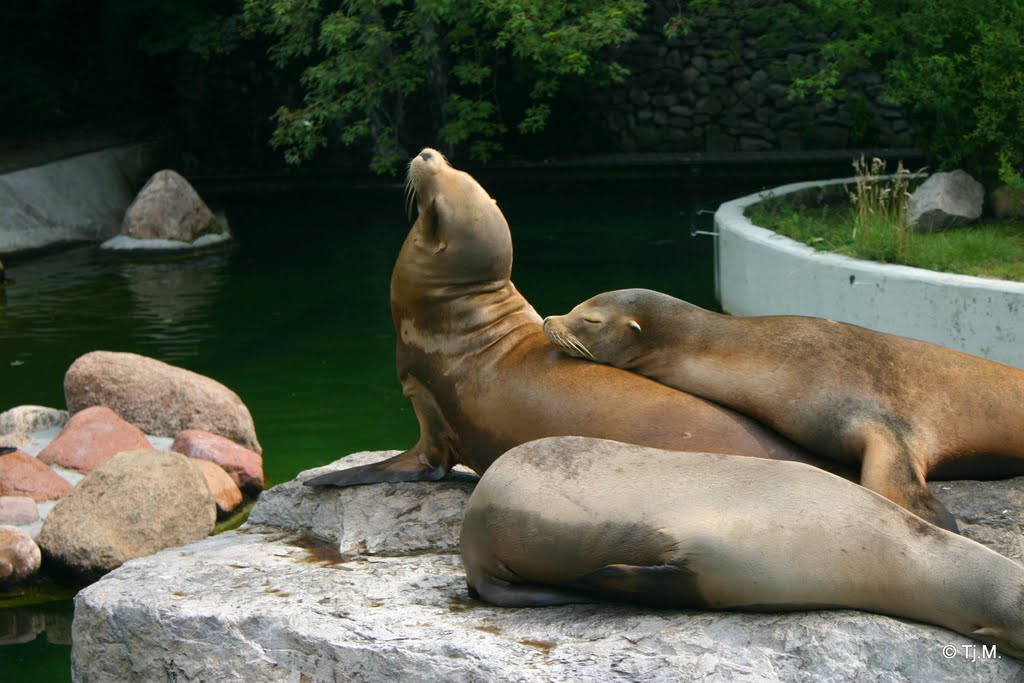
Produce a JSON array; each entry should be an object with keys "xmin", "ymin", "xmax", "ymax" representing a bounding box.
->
[
  {"xmin": 118, "ymin": 252, "xmax": 229, "ymax": 361},
  {"xmin": 0, "ymin": 245, "xmax": 230, "ymax": 368},
  {"xmin": 0, "ymin": 606, "xmax": 71, "ymax": 646}
]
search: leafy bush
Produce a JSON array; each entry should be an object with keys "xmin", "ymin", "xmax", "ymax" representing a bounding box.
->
[
  {"xmin": 241, "ymin": 0, "xmax": 645, "ymax": 173},
  {"xmin": 789, "ymin": 0, "xmax": 1024, "ymax": 185}
]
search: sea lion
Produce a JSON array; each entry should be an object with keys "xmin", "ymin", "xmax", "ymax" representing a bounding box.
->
[
  {"xmin": 305, "ymin": 150, "xmax": 844, "ymax": 488},
  {"xmin": 543, "ymin": 288, "xmax": 1024, "ymax": 531},
  {"xmin": 461, "ymin": 436, "xmax": 1024, "ymax": 660}
]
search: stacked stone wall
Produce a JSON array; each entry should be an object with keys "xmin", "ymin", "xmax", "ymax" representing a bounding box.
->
[{"xmin": 588, "ymin": 1, "xmax": 915, "ymax": 154}]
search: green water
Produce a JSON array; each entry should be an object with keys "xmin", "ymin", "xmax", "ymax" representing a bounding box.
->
[{"xmin": 0, "ymin": 176, "xmax": 746, "ymax": 680}]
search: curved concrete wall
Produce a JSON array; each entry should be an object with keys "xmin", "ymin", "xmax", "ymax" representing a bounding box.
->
[
  {"xmin": 0, "ymin": 144, "xmax": 153, "ymax": 255},
  {"xmin": 715, "ymin": 178, "xmax": 1024, "ymax": 369}
]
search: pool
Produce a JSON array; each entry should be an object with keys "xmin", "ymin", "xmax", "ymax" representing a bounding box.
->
[{"xmin": 0, "ymin": 173, "xmax": 757, "ymax": 680}]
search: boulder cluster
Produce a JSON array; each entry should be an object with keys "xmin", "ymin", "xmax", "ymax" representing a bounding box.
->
[{"xmin": 0, "ymin": 351, "xmax": 264, "ymax": 585}]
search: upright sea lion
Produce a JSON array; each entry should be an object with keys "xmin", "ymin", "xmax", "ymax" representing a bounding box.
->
[
  {"xmin": 461, "ymin": 436, "xmax": 1024, "ymax": 660},
  {"xmin": 305, "ymin": 150, "xmax": 844, "ymax": 488},
  {"xmin": 543, "ymin": 288, "xmax": 1024, "ymax": 530}
]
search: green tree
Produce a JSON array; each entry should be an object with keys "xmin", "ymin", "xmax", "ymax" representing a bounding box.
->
[
  {"xmin": 241, "ymin": 0, "xmax": 644, "ymax": 173},
  {"xmin": 787, "ymin": 0, "xmax": 1024, "ymax": 186}
]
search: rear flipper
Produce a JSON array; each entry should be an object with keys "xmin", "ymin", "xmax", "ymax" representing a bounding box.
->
[
  {"xmin": 468, "ymin": 573, "xmax": 601, "ymax": 607},
  {"xmin": 303, "ymin": 448, "xmax": 450, "ymax": 487},
  {"xmin": 572, "ymin": 564, "xmax": 708, "ymax": 609},
  {"xmin": 860, "ymin": 432, "xmax": 960, "ymax": 533}
]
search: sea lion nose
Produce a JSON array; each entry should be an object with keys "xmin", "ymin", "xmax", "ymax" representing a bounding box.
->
[{"xmin": 421, "ymin": 150, "xmax": 433, "ymax": 161}]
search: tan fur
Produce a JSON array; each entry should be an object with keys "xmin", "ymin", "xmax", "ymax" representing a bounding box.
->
[
  {"xmin": 462, "ymin": 437, "xmax": 1024, "ymax": 660},
  {"xmin": 304, "ymin": 150, "xmax": 850, "ymax": 490},
  {"xmin": 544, "ymin": 288, "xmax": 1024, "ymax": 530}
]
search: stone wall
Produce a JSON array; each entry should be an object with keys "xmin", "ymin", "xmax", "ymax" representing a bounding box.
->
[{"xmin": 590, "ymin": 0, "xmax": 915, "ymax": 154}]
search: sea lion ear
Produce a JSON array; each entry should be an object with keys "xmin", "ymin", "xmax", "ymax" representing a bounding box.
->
[{"xmin": 628, "ymin": 320, "xmax": 642, "ymax": 333}]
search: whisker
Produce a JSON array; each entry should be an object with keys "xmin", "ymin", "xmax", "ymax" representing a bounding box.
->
[{"xmin": 404, "ymin": 167, "xmax": 417, "ymax": 221}]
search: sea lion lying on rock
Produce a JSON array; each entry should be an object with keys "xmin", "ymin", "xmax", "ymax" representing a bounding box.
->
[
  {"xmin": 544, "ymin": 289, "xmax": 1024, "ymax": 531},
  {"xmin": 461, "ymin": 436, "xmax": 1024, "ymax": 660}
]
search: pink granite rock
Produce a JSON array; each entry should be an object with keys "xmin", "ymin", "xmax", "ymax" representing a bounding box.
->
[
  {"xmin": 65, "ymin": 351, "xmax": 262, "ymax": 454},
  {"xmin": 172, "ymin": 430, "xmax": 264, "ymax": 492},
  {"xmin": 0, "ymin": 450, "xmax": 73, "ymax": 501},
  {"xmin": 0, "ymin": 497, "xmax": 39, "ymax": 525},
  {"xmin": 37, "ymin": 406, "xmax": 150, "ymax": 474},
  {"xmin": 0, "ymin": 525, "xmax": 41, "ymax": 585},
  {"xmin": 190, "ymin": 458, "xmax": 243, "ymax": 515}
]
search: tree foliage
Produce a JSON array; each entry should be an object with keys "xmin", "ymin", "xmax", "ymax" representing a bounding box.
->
[
  {"xmin": 241, "ymin": 0, "xmax": 644, "ymax": 173},
  {"xmin": 787, "ymin": 0, "xmax": 1024, "ymax": 185}
]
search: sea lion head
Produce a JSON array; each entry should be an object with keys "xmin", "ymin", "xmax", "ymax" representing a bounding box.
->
[
  {"xmin": 543, "ymin": 289, "xmax": 662, "ymax": 367},
  {"xmin": 403, "ymin": 148, "xmax": 513, "ymax": 285}
]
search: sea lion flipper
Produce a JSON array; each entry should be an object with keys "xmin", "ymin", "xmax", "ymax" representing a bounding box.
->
[
  {"xmin": 860, "ymin": 433, "xmax": 960, "ymax": 533},
  {"xmin": 468, "ymin": 574, "xmax": 600, "ymax": 607},
  {"xmin": 572, "ymin": 563, "xmax": 706, "ymax": 608},
  {"xmin": 303, "ymin": 449, "xmax": 449, "ymax": 487}
]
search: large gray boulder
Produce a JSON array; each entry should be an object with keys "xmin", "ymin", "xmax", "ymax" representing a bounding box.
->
[
  {"xmin": 120, "ymin": 170, "xmax": 220, "ymax": 242},
  {"xmin": 71, "ymin": 450, "xmax": 1023, "ymax": 682},
  {"xmin": 39, "ymin": 450, "xmax": 215, "ymax": 580},
  {"xmin": 64, "ymin": 351, "xmax": 262, "ymax": 454},
  {"xmin": 907, "ymin": 170, "xmax": 984, "ymax": 232}
]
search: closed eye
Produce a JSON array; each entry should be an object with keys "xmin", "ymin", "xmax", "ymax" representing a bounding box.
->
[{"xmin": 583, "ymin": 318, "xmax": 601, "ymax": 324}]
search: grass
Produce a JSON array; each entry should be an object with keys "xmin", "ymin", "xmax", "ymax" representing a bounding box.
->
[{"xmin": 747, "ymin": 183, "xmax": 1024, "ymax": 283}]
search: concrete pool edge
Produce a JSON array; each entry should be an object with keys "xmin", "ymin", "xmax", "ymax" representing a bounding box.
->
[
  {"xmin": 0, "ymin": 143, "xmax": 155, "ymax": 256},
  {"xmin": 714, "ymin": 177, "xmax": 1024, "ymax": 369}
]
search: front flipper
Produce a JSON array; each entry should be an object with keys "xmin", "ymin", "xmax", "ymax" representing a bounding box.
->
[
  {"xmin": 572, "ymin": 563, "xmax": 708, "ymax": 609},
  {"xmin": 303, "ymin": 448, "xmax": 449, "ymax": 487},
  {"xmin": 305, "ymin": 374, "xmax": 460, "ymax": 488}
]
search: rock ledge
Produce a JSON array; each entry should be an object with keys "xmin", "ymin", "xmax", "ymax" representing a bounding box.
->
[{"xmin": 71, "ymin": 451, "xmax": 1023, "ymax": 682}]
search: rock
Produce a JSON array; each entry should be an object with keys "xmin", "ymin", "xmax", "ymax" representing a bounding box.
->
[
  {"xmin": 36, "ymin": 406, "xmax": 150, "ymax": 474},
  {"xmin": 0, "ymin": 449, "xmax": 73, "ymax": 501},
  {"xmin": 0, "ymin": 405, "xmax": 68, "ymax": 443},
  {"xmin": 120, "ymin": 170, "xmax": 221, "ymax": 242},
  {"xmin": 64, "ymin": 351, "xmax": 261, "ymax": 454},
  {"xmin": 70, "ymin": 451, "xmax": 1023, "ymax": 681},
  {"xmin": 248, "ymin": 451, "xmax": 477, "ymax": 554},
  {"xmin": 190, "ymin": 458, "xmax": 243, "ymax": 515},
  {"xmin": 0, "ymin": 525, "xmax": 41, "ymax": 585},
  {"xmin": 992, "ymin": 184, "xmax": 1024, "ymax": 219},
  {"xmin": 38, "ymin": 450, "xmax": 215, "ymax": 581},
  {"xmin": 0, "ymin": 496, "xmax": 39, "ymax": 525},
  {"xmin": 171, "ymin": 430, "xmax": 264, "ymax": 493},
  {"xmin": 907, "ymin": 170, "xmax": 985, "ymax": 232}
]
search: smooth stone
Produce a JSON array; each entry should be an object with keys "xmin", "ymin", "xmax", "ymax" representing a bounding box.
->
[
  {"xmin": 190, "ymin": 458, "xmax": 243, "ymax": 515},
  {"xmin": 0, "ymin": 496, "xmax": 39, "ymax": 525},
  {"xmin": 39, "ymin": 450, "xmax": 215, "ymax": 581},
  {"xmin": 0, "ymin": 525, "xmax": 42, "ymax": 585},
  {"xmin": 64, "ymin": 351, "xmax": 261, "ymax": 454},
  {"xmin": 0, "ymin": 449, "xmax": 74, "ymax": 501},
  {"xmin": 36, "ymin": 405, "xmax": 150, "ymax": 474},
  {"xmin": 172, "ymin": 429, "xmax": 264, "ymax": 492},
  {"xmin": 120, "ymin": 169, "xmax": 221, "ymax": 242}
]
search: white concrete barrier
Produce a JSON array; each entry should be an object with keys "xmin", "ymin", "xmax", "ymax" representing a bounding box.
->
[
  {"xmin": 715, "ymin": 178, "xmax": 1024, "ymax": 369},
  {"xmin": 0, "ymin": 144, "xmax": 153, "ymax": 255}
]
